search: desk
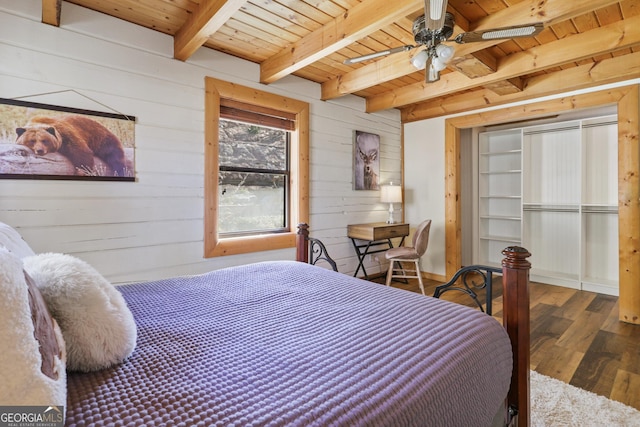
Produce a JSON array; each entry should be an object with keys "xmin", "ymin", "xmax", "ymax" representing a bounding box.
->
[{"xmin": 347, "ymin": 222, "xmax": 410, "ymax": 279}]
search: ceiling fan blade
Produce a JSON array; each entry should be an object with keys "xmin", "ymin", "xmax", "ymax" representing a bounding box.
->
[
  {"xmin": 343, "ymin": 45, "xmax": 415, "ymax": 65},
  {"xmin": 454, "ymin": 22, "xmax": 543, "ymax": 44},
  {"xmin": 424, "ymin": 0, "xmax": 448, "ymax": 32}
]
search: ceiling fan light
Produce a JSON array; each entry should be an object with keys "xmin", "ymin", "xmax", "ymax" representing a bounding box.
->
[
  {"xmin": 431, "ymin": 56, "xmax": 447, "ymax": 71},
  {"xmin": 411, "ymin": 50, "xmax": 430, "ymax": 70},
  {"xmin": 482, "ymin": 26, "xmax": 538, "ymax": 40},
  {"xmin": 435, "ymin": 44, "xmax": 455, "ymax": 62}
]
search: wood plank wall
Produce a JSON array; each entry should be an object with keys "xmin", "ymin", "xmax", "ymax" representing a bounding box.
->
[{"xmin": 0, "ymin": 2, "xmax": 402, "ymax": 283}]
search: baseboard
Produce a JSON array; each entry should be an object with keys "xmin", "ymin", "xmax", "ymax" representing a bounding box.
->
[
  {"xmin": 361, "ymin": 271, "xmax": 447, "ymax": 283},
  {"xmin": 422, "ymin": 271, "xmax": 446, "ymax": 282},
  {"xmin": 363, "ymin": 272, "xmax": 387, "ymax": 280}
]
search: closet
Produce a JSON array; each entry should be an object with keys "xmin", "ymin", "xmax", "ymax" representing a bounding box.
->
[{"xmin": 476, "ymin": 115, "xmax": 618, "ymax": 295}]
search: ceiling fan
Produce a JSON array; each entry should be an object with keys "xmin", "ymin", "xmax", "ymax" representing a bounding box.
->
[{"xmin": 344, "ymin": 0, "xmax": 544, "ymax": 83}]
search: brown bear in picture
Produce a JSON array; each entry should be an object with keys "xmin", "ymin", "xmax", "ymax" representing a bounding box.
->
[{"xmin": 16, "ymin": 115, "xmax": 127, "ymax": 177}]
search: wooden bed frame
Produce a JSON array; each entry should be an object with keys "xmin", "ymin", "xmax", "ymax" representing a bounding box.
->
[{"xmin": 296, "ymin": 223, "xmax": 532, "ymax": 427}]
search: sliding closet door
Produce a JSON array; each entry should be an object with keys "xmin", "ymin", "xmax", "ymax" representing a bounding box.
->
[
  {"xmin": 581, "ymin": 117, "xmax": 619, "ymax": 294},
  {"xmin": 522, "ymin": 122, "xmax": 581, "ymax": 288}
]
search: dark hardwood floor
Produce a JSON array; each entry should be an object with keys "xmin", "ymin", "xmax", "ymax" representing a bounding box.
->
[{"xmin": 370, "ymin": 273, "xmax": 640, "ymax": 410}]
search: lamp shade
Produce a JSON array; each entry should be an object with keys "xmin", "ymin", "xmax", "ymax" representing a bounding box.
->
[{"xmin": 380, "ymin": 185, "xmax": 402, "ymax": 203}]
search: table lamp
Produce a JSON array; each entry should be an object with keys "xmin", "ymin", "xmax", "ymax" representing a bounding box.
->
[{"xmin": 380, "ymin": 183, "xmax": 402, "ymax": 224}]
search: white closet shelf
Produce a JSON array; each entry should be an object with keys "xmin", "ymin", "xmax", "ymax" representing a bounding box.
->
[
  {"xmin": 582, "ymin": 205, "xmax": 618, "ymax": 214},
  {"xmin": 479, "ymin": 149, "xmax": 522, "ymax": 156},
  {"xmin": 480, "ymin": 215, "xmax": 521, "ymax": 220},
  {"xmin": 479, "ymin": 170, "xmax": 522, "ymax": 174},
  {"xmin": 479, "ymin": 235, "xmax": 521, "ymax": 243},
  {"xmin": 523, "ymin": 204, "xmax": 579, "ymax": 212}
]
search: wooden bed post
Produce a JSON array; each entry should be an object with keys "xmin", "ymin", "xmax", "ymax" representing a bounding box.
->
[
  {"xmin": 501, "ymin": 246, "xmax": 531, "ymax": 427},
  {"xmin": 296, "ymin": 223, "xmax": 309, "ymax": 263}
]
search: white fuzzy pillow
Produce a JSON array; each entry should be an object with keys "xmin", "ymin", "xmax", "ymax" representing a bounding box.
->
[
  {"xmin": 0, "ymin": 247, "xmax": 66, "ymax": 407},
  {"xmin": 23, "ymin": 253, "xmax": 137, "ymax": 372},
  {"xmin": 0, "ymin": 221, "xmax": 36, "ymax": 259}
]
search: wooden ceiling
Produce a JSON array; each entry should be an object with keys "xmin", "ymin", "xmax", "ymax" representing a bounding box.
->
[{"xmin": 43, "ymin": 0, "xmax": 640, "ymax": 121}]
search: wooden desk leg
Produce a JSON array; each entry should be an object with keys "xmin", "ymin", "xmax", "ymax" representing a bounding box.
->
[{"xmin": 351, "ymin": 238, "xmax": 372, "ymax": 279}]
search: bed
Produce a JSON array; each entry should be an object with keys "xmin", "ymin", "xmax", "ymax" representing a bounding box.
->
[{"xmin": 0, "ymin": 222, "xmax": 531, "ymax": 426}]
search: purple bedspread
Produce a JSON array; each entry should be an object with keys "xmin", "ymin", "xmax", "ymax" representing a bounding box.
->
[{"xmin": 66, "ymin": 261, "xmax": 512, "ymax": 426}]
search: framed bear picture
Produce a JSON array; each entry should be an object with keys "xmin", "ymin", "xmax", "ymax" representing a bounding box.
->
[{"xmin": 0, "ymin": 97, "xmax": 136, "ymax": 181}]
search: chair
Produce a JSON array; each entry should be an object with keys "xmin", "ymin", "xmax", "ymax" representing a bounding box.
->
[{"xmin": 384, "ymin": 219, "xmax": 431, "ymax": 295}]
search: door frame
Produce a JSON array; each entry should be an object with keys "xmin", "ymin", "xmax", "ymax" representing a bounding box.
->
[{"xmin": 444, "ymin": 85, "xmax": 640, "ymax": 323}]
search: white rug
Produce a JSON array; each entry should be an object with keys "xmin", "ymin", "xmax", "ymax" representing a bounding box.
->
[{"xmin": 531, "ymin": 370, "xmax": 640, "ymax": 426}]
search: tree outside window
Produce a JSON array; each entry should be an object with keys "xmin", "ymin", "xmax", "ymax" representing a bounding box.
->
[{"xmin": 218, "ymin": 119, "xmax": 289, "ymax": 236}]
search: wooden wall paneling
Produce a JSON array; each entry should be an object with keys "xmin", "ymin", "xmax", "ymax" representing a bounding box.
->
[
  {"xmin": 617, "ymin": 86, "xmax": 640, "ymax": 323},
  {"xmin": 443, "ymin": 85, "xmax": 640, "ymax": 324},
  {"xmin": 444, "ymin": 120, "xmax": 462, "ymax": 277},
  {"xmin": 204, "ymin": 76, "xmax": 221, "ymax": 258},
  {"xmin": 0, "ymin": 5, "xmax": 402, "ymax": 283}
]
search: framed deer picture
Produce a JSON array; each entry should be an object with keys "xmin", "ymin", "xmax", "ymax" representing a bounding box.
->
[{"xmin": 353, "ymin": 130, "xmax": 380, "ymax": 190}]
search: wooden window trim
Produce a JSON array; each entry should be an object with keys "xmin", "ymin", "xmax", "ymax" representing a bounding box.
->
[
  {"xmin": 204, "ymin": 77, "xmax": 309, "ymax": 257},
  {"xmin": 220, "ymin": 105, "xmax": 295, "ymax": 131}
]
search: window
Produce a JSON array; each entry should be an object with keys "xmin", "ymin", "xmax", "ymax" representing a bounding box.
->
[
  {"xmin": 218, "ymin": 109, "xmax": 291, "ymax": 236},
  {"xmin": 204, "ymin": 77, "xmax": 309, "ymax": 257}
]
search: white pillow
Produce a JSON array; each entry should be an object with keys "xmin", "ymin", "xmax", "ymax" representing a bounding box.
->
[
  {"xmin": 0, "ymin": 247, "xmax": 66, "ymax": 407},
  {"xmin": 23, "ymin": 253, "xmax": 137, "ymax": 372},
  {"xmin": 0, "ymin": 221, "xmax": 36, "ymax": 259}
]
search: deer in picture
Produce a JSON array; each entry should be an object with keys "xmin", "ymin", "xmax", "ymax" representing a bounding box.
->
[
  {"xmin": 359, "ymin": 146, "xmax": 378, "ymax": 190},
  {"xmin": 355, "ymin": 131, "xmax": 380, "ymax": 190}
]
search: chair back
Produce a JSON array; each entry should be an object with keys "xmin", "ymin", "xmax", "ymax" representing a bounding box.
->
[{"xmin": 412, "ymin": 220, "xmax": 432, "ymax": 257}]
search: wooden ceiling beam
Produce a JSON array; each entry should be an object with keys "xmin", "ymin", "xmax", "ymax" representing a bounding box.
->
[
  {"xmin": 450, "ymin": 50, "xmax": 498, "ymax": 78},
  {"xmin": 322, "ymin": 0, "xmax": 620, "ymax": 100},
  {"xmin": 472, "ymin": 0, "xmax": 620, "ymax": 30},
  {"xmin": 42, "ymin": 0, "xmax": 61, "ymax": 27},
  {"xmin": 483, "ymin": 77, "xmax": 524, "ymax": 96},
  {"xmin": 259, "ymin": 0, "xmax": 424, "ymax": 84},
  {"xmin": 401, "ymin": 50, "xmax": 640, "ymax": 122},
  {"xmin": 174, "ymin": 0, "xmax": 246, "ymax": 61},
  {"xmin": 368, "ymin": 13, "xmax": 640, "ymax": 112}
]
